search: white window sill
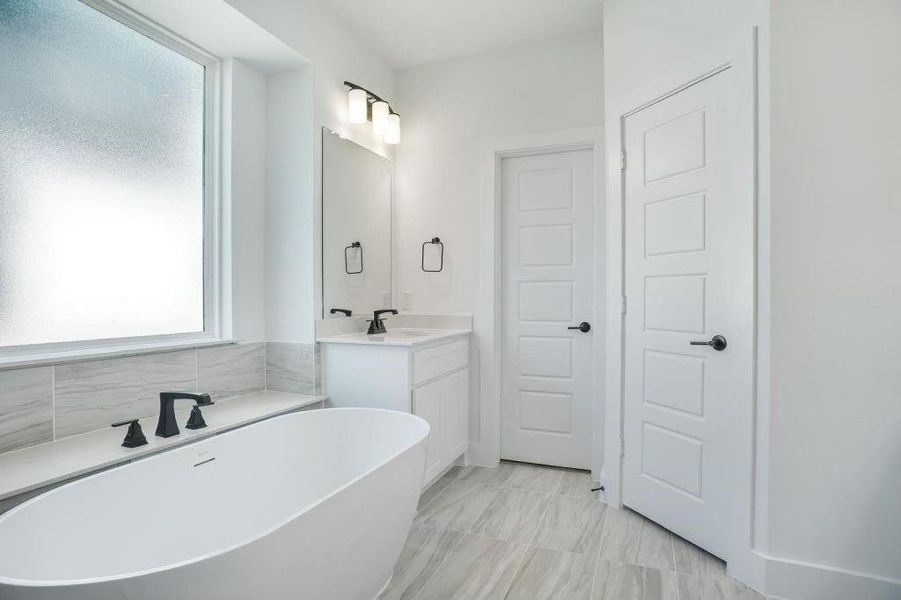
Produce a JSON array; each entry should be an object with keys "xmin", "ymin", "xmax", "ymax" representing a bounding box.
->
[{"xmin": 0, "ymin": 339, "xmax": 238, "ymax": 371}]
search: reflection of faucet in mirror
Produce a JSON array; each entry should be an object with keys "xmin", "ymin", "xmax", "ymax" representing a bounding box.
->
[{"xmin": 330, "ymin": 308, "xmax": 352, "ymax": 317}]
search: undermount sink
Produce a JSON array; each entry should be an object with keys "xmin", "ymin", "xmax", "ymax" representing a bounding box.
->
[{"xmin": 382, "ymin": 329, "xmax": 434, "ymax": 338}]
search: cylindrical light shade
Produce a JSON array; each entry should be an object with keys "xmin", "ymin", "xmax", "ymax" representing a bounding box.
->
[
  {"xmin": 347, "ymin": 88, "xmax": 368, "ymax": 123},
  {"xmin": 384, "ymin": 113, "xmax": 401, "ymax": 144},
  {"xmin": 371, "ymin": 101, "xmax": 389, "ymax": 135}
]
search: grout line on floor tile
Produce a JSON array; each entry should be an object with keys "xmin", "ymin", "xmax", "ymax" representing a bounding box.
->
[
  {"xmin": 587, "ymin": 499, "xmax": 609, "ymax": 600},
  {"xmin": 411, "ymin": 467, "xmax": 757, "ymax": 600},
  {"xmin": 416, "ymin": 480, "xmax": 451, "ymax": 515},
  {"xmin": 501, "ymin": 493, "xmax": 555, "ymax": 600},
  {"xmin": 671, "ymin": 532, "xmax": 681, "ymax": 600},
  {"xmin": 407, "ymin": 524, "xmax": 468, "ymax": 600}
]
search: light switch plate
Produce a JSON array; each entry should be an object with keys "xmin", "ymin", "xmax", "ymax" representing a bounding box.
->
[{"xmin": 402, "ymin": 290, "xmax": 413, "ymax": 310}]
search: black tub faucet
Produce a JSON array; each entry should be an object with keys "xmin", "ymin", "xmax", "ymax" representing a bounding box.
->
[
  {"xmin": 367, "ymin": 309, "xmax": 398, "ymax": 335},
  {"xmin": 156, "ymin": 392, "xmax": 213, "ymax": 438},
  {"xmin": 330, "ymin": 308, "xmax": 352, "ymax": 317}
]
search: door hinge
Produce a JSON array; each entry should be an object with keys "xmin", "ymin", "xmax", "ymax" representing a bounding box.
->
[
  {"xmin": 620, "ymin": 295, "xmax": 627, "ymax": 315},
  {"xmin": 620, "ymin": 149, "xmax": 627, "ymax": 172},
  {"xmin": 619, "ymin": 437, "xmax": 625, "ymax": 457}
]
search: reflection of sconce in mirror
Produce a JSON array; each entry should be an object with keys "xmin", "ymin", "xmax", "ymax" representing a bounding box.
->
[
  {"xmin": 345, "ymin": 241, "xmax": 363, "ymax": 274},
  {"xmin": 421, "ymin": 237, "xmax": 444, "ymax": 273}
]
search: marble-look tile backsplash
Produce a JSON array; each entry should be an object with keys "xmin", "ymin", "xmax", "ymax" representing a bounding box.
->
[
  {"xmin": 55, "ymin": 350, "xmax": 197, "ymax": 438},
  {"xmin": 0, "ymin": 368, "xmax": 53, "ymax": 453},
  {"xmin": 198, "ymin": 343, "xmax": 266, "ymax": 401},
  {"xmin": 265, "ymin": 342, "xmax": 319, "ymax": 395},
  {"xmin": 0, "ymin": 342, "xmax": 268, "ymax": 454}
]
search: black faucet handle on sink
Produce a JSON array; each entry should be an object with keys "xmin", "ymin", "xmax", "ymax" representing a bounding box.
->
[
  {"xmin": 111, "ymin": 418, "xmax": 148, "ymax": 448},
  {"xmin": 367, "ymin": 309, "xmax": 399, "ymax": 335}
]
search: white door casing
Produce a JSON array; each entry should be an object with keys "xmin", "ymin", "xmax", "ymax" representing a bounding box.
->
[
  {"xmin": 622, "ymin": 66, "xmax": 754, "ymax": 558},
  {"xmin": 501, "ymin": 149, "xmax": 595, "ymax": 469}
]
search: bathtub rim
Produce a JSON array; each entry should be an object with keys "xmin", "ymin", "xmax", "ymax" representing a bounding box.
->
[{"xmin": 0, "ymin": 407, "xmax": 430, "ymax": 589}]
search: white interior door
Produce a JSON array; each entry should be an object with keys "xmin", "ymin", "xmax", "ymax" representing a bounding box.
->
[
  {"xmin": 622, "ymin": 67, "xmax": 753, "ymax": 558},
  {"xmin": 501, "ymin": 149, "xmax": 594, "ymax": 469}
]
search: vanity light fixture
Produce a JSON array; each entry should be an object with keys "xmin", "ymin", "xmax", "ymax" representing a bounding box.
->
[
  {"xmin": 347, "ymin": 87, "xmax": 368, "ymax": 123},
  {"xmin": 384, "ymin": 112, "xmax": 401, "ymax": 145},
  {"xmin": 371, "ymin": 100, "xmax": 389, "ymax": 135},
  {"xmin": 344, "ymin": 81, "xmax": 400, "ymax": 144}
]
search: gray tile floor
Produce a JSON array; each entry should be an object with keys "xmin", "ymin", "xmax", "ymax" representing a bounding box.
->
[{"xmin": 380, "ymin": 461, "xmax": 769, "ymax": 600}]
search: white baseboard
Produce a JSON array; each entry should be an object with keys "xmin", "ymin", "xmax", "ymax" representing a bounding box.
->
[
  {"xmin": 752, "ymin": 551, "xmax": 901, "ymax": 600},
  {"xmin": 465, "ymin": 442, "xmax": 499, "ymax": 467},
  {"xmin": 727, "ymin": 546, "xmax": 767, "ymax": 592}
]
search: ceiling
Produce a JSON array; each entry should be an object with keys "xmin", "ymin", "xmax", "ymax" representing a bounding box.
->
[{"xmin": 314, "ymin": 0, "xmax": 603, "ymax": 70}]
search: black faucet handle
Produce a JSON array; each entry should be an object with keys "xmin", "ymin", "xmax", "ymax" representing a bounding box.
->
[
  {"xmin": 185, "ymin": 405, "xmax": 209, "ymax": 430},
  {"xmin": 111, "ymin": 419, "xmax": 148, "ymax": 448}
]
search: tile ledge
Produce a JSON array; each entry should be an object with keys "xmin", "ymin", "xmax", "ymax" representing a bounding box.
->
[
  {"xmin": 0, "ymin": 390, "xmax": 326, "ymax": 502},
  {"xmin": 0, "ymin": 339, "xmax": 241, "ymax": 371}
]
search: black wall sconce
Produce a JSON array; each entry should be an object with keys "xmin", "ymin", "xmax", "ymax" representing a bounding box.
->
[
  {"xmin": 422, "ymin": 237, "xmax": 444, "ymax": 273},
  {"xmin": 345, "ymin": 241, "xmax": 363, "ymax": 274}
]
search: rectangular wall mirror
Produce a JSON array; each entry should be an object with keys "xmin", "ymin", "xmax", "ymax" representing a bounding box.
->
[{"xmin": 321, "ymin": 128, "xmax": 392, "ymax": 318}]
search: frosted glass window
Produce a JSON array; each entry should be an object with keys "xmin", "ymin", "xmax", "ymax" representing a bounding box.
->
[{"xmin": 0, "ymin": 0, "xmax": 206, "ymax": 348}]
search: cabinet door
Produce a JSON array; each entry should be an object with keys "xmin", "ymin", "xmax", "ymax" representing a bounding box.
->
[
  {"xmin": 442, "ymin": 368, "xmax": 469, "ymax": 461},
  {"xmin": 413, "ymin": 378, "xmax": 444, "ymax": 484}
]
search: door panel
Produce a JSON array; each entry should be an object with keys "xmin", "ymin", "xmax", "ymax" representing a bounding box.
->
[
  {"xmin": 501, "ymin": 149, "xmax": 594, "ymax": 469},
  {"xmin": 622, "ymin": 68, "xmax": 754, "ymax": 559},
  {"xmin": 413, "ymin": 379, "xmax": 443, "ymax": 483},
  {"xmin": 443, "ymin": 368, "xmax": 469, "ymax": 460}
]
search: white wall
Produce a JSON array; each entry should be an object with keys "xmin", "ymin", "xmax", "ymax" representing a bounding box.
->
[
  {"xmin": 264, "ymin": 68, "xmax": 315, "ymax": 343},
  {"xmin": 395, "ymin": 34, "xmax": 603, "ymax": 314},
  {"xmin": 224, "ymin": 59, "xmax": 268, "ymax": 343},
  {"xmin": 394, "ymin": 34, "xmax": 604, "ymax": 455},
  {"xmin": 224, "ymin": 0, "xmax": 398, "ymax": 342},
  {"xmin": 603, "ymin": 0, "xmax": 767, "ymax": 104},
  {"xmin": 225, "ymin": 0, "xmax": 396, "ymax": 158},
  {"xmin": 769, "ymin": 0, "xmax": 901, "ymax": 587}
]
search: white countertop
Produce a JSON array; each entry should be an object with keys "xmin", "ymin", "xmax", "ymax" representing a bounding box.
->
[
  {"xmin": 316, "ymin": 328, "xmax": 471, "ymax": 347},
  {"xmin": 0, "ymin": 391, "xmax": 326, "ymax": 502}
]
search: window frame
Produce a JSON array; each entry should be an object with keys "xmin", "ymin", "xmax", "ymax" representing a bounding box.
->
[{"xmin": 0, "ymin": 0, "xmax": 228, "ymax": 368}]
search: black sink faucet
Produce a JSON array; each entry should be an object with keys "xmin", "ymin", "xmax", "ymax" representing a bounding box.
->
[
  {"xmin": 156, "ymin": 392, "xmax": 213, "ymax": 438},
  {"xmin": 367, "ymin": 309, "xmax": 398, "ymax": 335}
]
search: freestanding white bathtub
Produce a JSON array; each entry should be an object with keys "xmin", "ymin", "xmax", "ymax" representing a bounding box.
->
[{"xmin": 0, "ymin": 408, "xmax": 429, "ymax": 600}]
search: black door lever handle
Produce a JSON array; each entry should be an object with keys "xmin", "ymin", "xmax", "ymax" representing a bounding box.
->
[
  {"xmin": 689, "ymin": 335, "xmax": 727, "ymax": 351},
  {"xmin": 568, "ymin": 322, "xmax": 591, "ymax": 333}
]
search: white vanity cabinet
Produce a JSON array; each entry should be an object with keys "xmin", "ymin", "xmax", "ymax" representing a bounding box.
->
[
  {"xmin": 319, "ymin": 331, "xmax": 471, "ymax": 488},
  {"xmin": 414, "ymin": 366, "xmax": 469, "ymax": 484}
]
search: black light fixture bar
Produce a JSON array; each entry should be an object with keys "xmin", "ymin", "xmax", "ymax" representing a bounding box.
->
[{"xmin": 343, "ymin": 80, "xmax": 400, "ymax": 117}]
